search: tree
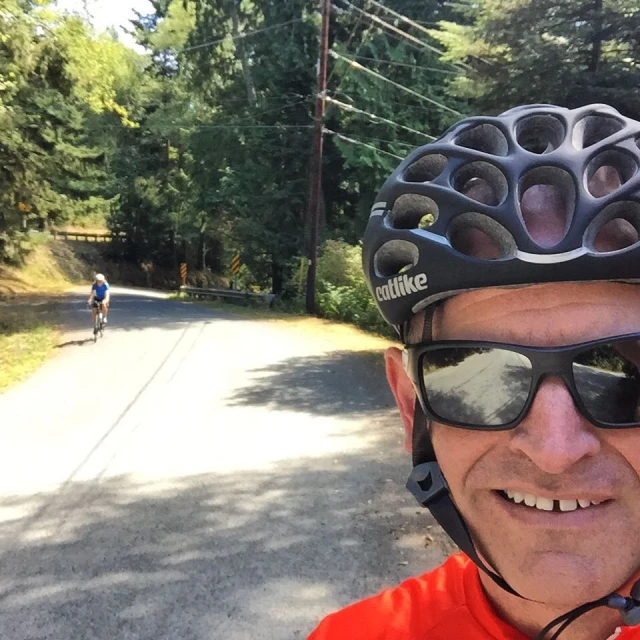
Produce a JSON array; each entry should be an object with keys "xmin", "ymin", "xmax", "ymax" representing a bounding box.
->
[
  {"xmin": 429, "ymin": 0, "xmax": 640, "ymax": 117},
  {"xmin": 320, "ymin": 0, "xmax": 466, "ymax": 242},
  {"xmin": 0, "ymin": 1, "xmax": 138, "ymax": 261}
]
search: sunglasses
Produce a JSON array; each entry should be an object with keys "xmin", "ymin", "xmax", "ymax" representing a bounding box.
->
[{"xmin": 404, "ymin": 333, "xmax": 640, "ymax": 430}]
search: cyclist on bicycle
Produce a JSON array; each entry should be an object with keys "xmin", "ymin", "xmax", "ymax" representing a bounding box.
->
[
  {"xmin": 308, "ymin": 104, "xmax": 640, "ymax": 640},
  {"xmin": 88, "ymin": 273, "xmax": 110, "ymax": 325}
]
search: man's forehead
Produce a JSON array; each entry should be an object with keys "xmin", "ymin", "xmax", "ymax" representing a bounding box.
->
[{"xmin": 430, "ymin": 283, "xmax": 640, "ymax": 346}]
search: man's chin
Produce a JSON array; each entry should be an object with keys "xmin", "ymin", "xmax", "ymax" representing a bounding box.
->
[
  {"xmin": 492, "ymin": 551, "xmax": 622, "ymax": 606},
  {"xmin": 468, "ymin": 491, "xmax": 630, "ymax": 603}
]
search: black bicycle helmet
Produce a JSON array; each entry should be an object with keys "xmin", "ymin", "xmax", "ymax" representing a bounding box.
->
[{"xmin": 363, "ymin": 103, "xmax": 640, "ymax": 330}]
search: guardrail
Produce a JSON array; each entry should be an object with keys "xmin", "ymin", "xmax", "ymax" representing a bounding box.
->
[
  {"xmin": 179, "ymin": 286, "xmax": 276, "ymax": 308},
  {"xmin": 51, "ymin": 230, "xmax": 126, "ymax": 242}
]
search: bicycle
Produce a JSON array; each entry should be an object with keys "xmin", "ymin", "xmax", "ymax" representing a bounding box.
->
[{"xmin": 91, "ymin": 300, "xmax": 106, "ymax": 342}]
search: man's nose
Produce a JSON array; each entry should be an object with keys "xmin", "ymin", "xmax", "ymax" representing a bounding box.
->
[{"xmin": 508, "ymin": 376, "xmax": 601, "ymax": 474}]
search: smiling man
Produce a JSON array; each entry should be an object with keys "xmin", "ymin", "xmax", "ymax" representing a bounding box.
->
[{"xmin": 308, "ymin": 104, "xmax": 640, "ymax": 640}]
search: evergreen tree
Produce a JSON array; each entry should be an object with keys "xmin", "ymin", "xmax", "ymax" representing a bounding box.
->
[{"xmin": 430, "ymin": 0, "xmax": 640, "ymax": 116}]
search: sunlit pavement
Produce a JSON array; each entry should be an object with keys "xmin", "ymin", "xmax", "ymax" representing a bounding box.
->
[{"xmin": 0, "ymin": 288, "xmax": 450, "ymax": 639}]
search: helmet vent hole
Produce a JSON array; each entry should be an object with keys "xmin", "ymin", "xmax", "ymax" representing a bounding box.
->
[
  {"xmin": 519, "ymin": 167, "xmax": 576, "ymax": 248},
  {"xmin": 452, "ymin": 162, "xmax": 508, "ymax": 206},
  {"xmin": 572, "ymin": 115, "xmax": 625, "ymax": 150},
  {"xmin": 374, "ymin": 240, "xmax": 420, "ymax": 278},
  {"xmin": 585, "ymin": 201, "xmax": 640, "ymax": 253},
  {"xmin": 404, "ymin": 154, "xmax": 448, "ymax": 183},
  {"xmin": 448, "ymin": 213, "xmax": 516, "ymax": 260},
  {"xmin": 516, "ymin": 115, "xmax": 565, "ymax": 154},
  {"xmin": 455, "ymin": 124, "xmax": 509, "ymax": 156},
  {"xmin": 586, "ymin": 151, "xmax": 637, "ymax": 198},
  {"xmin": 390, "ymin": 194, "xmax": 438, "ymax": 230}
]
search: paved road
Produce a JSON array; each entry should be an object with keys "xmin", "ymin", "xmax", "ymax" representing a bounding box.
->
[{"xmin": 0, "ymin": 288, "xmax": 450, "ymax": 640}]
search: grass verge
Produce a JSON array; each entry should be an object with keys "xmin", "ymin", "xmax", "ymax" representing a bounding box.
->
[{"xmin": 0, "ymin": 305, "xmax": 59, "ymax": 392}]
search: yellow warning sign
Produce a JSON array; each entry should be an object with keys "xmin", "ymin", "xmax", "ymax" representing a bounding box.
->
[{"xmin": 231, "ymin": 255, "xmax": 241, "ymax": 276}]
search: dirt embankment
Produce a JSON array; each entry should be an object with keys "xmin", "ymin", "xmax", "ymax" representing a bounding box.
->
[{"xmin": 0, "ymin": 240, "xmax": 92, "ymax": 299}]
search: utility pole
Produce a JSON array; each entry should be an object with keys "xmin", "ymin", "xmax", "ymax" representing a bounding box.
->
[{"xmin": 305, "ymin": 0, "xmax": 331, "ymax": 315}]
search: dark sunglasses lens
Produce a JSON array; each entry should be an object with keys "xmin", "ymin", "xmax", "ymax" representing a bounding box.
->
[
  {"xmin": 572, "ymin": 340, "xmax": 640, "ymax": 425},
  {"xmin": 421, "ymin": 347, "xmax": 533, "ymax": 427}
]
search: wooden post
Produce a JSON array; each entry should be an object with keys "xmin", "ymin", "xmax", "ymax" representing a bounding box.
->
[{"xmin": 305, "ymin": 0, "xmax": 330, "ymax": 315}]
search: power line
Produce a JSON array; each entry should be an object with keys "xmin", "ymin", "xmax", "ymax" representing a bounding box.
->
[
  {"xmin": 228, "ymin": 98, "xmax": 312, "ymax": 125},
  {"xmin": 85, "ymin": 123, "xmax": 313, "ymax": 131},
  {"xmin": 186, "ymin": 124, "xmax": 314, "ymax": 130},
  {"xmin": 351, "ymin": 55, "xmax": 459, "ymax": 74},
  {"xmin": 180, "ymin": 18, "xmax": 304, "ymax": 53},
  {"xmin": 327, "ymin": 4, "xmax": 365, "ymax": 86},
  {"xmin": 325, "ymin": 128, "xmax": 404, "ymax": 160},
  {"xmin": 365, "ymin": 0, "xmax": 435, "ymax": 34},
  {"xmin": 331, "ymin": 0, "xmax": 385, "ymax": 98},
  {"xmin": 335, "ymin": 0, "xmax": 455, "ymax": 63},
  {"xmin": 333, "ymin": 131, "xmax": 417, "ymax": 148},
  {"xmin": 329, "ymin": 50, "xmax": 463, "ymax": 116},
  {"xmin": 364, "ymin": 0, "xmax": 473, "ymax": 70},
  {"xmin": 334, "ymin": 88, "xmax": 435, "ymax": 114},
  {"xmin": 206, "ymin": 93, "xmax": 311, "ymax": 107},
  {"xmin": 325, "ymin": 95, "xmax": 435, "ymax": 140}
]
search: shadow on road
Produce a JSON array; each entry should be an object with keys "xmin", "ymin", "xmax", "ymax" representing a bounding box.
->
[
  {"xmin": 228, "ymin": 351, "xmax": 396, "ymax": 416},
  {"xmin": 0, "ymin": 448, "xmax": 446, "ymax": 640},
  {"xmin": 54, "ymin": 291, "xmax": 247, "ymax": 342},
  {"xmin": 55, "ymin": 338, "xmax": 95, "ymax": 349}
]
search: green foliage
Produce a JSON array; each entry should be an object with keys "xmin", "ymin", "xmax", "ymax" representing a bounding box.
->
[
  {"xmin": 316, "ymin": 238, "xmax": 363, "ymax": 289},
  {"xmin": 0, "ymin": 0, "xmax": 131, "ymax": 262},
  {"xmin": 315, "ymin": 239, "xmax": 392, "ymax": 336},
  {"xmin": 430, "ymin": 0, "xmax": 640, "ymax": 116}
]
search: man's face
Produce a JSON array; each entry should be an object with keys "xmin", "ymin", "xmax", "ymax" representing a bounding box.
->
[{"xmin": 430, "ymin": 282, "xmax": 640, "ymax": 605}]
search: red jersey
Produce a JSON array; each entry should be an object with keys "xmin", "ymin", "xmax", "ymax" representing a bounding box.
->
[{"xmin": 307, "ymin": 553, "xmax": 638, "ymax": 640}]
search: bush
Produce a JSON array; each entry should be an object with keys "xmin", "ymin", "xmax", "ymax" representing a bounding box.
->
[
  {"xmin": 314, "ymin": 239, "xmax": 394, "ymax": 337},
  {"xmin": 316, "ymin": 239, "xmax": 363, "ymax": 289}
]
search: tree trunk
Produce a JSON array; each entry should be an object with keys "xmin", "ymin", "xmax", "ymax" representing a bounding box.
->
[
  {"xmin": 589, "ymin": 0, "xmax": 603, "ymax": 73},
  {"xmin": 198, "ymin": 232, "xmax": 205, "ymax": 270},
  {"xmin": 271, "ymin": 258, "xmax": 284, "ymax": 295},
  {"xmin": 171, "ymin": 228, "xmax": 178, "ymax": 270},
  {"xmin": 231, "ymin": 1, "xmax": 257, "ymax": 105}
]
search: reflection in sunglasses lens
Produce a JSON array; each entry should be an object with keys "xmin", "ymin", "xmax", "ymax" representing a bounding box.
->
[
  {"xmin": 421, "ymin": 348, "xmax": 533, "ymax": 427},
  {"xmin": 573, "ymin": 341, "xmax": 640, "ymax": 424}
]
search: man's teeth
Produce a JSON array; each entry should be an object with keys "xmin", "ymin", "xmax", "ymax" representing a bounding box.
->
[{"xmin": 503, "ymin": 490, "xmax": 603, "ymax": 512}]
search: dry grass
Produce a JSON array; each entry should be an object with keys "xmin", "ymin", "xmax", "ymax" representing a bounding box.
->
[
  {"xmin": 273, "ymin": 315, "xmax": 397, "ymax": 352},
  {"xmin": 0, "ymin": 305, "xmax": 58, "ymax": 392}
]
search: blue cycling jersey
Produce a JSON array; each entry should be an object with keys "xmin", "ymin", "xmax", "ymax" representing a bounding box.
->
[{"xmin": 92, "ymin": 282, "xmax": 109, "ymax": 299}]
